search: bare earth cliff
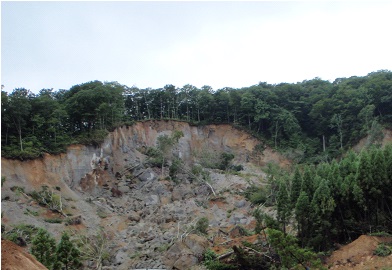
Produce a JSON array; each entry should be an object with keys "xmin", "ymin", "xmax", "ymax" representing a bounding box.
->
[{"xmin": 2, "ymin": 121, "xmax": 289, "ymax": 269}]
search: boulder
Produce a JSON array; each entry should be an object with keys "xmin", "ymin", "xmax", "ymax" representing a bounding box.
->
[
  {"xmin": 172, "ymin": 185, "xmax": 194, "ymax": 201},
  {"xmin": 163, "ymin": 234, "xmax": 209, "ymax": 270},
  {"xmin": 128, "ymin": 210, "xmax": 140, "ymax": 222},
  {"xmin": 145, "ymin": 194, "xmax": 160, "ymax": 206},
  {"xmin": 173, "ymin": 254, "xmax": 199, "ymax": 270},
  {"xmin": 184, "ymin": 234, "xmax": 210, "ymax": 256},
  {"xmin": 234, "ymin": 199, "xmax": 246, "ymax": 208},
  {"xmin": 114, "ymin": 250, "xmax": 128, "ymax": 266},
  {"xmin": 138, "ymin": 168, "xmax": 157, "ymax": 182}
]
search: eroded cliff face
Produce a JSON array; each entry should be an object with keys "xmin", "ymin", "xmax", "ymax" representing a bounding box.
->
[
  {"xmin": 1, "ymin": 121, "xmax": 289, "ymax": 270},
  {"xmin": 1, "ymin": 120, "xmax": 289, "ymax": 195}
]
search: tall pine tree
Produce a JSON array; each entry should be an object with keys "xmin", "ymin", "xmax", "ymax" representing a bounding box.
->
[
  {"xmin": 55, "ymin": 232, "xmax": 82, "ymax": 270},
  {"xmin": 31, "ymin": 228, "xmax": 57, "ymax": 269}
]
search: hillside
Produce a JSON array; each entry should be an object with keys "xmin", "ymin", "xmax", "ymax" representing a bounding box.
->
[
  {"xmin": 1, "ymin": 121, "xmax": 288, "ymax": 269},
  {"xmin": 2, "ymin": 121, "xmax": 392, "ymax": 269}
]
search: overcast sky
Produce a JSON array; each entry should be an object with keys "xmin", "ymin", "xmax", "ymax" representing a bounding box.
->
[{"xmin": 2, "ymin": 1, "xmax": 392, "ymax": 93}]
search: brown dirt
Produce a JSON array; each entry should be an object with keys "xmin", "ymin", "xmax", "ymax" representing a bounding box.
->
[
  {"xmin": 1, "ymin": 240, "xmax": 48, "ymax": 270},
  {"xmin": 326, "ymin": 235, "xmax": 392, "ymax": 269},
  {"xmin": 353, "ymin": 129, "xmax": 392, "ymax": 152}
]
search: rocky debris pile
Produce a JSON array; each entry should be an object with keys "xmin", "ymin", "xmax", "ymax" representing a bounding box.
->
[
  {"xmin": 164, "ymin": 234, "xmax": 209, "ymax": 270},
  {"xmin": 80, "ymin": 161, "xmax": 263, "ymax": 269}
]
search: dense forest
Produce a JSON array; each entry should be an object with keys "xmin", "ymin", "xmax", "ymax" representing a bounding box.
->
[
  {"xmin": 256, "ymin": 145, "xmax": 392, "ymax": 253},
  {"xmin": 2, "ymin": 70, "xmax": 391, "ymax": 161}
]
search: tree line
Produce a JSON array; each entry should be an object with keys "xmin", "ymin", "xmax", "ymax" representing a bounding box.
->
[
  {"xmin": 272, "ymin": 145, "xmax": 392, "ymax": 251},
  {"xmin": 2, "ymin": 70, "xmax": 392, "ymax": 160}
]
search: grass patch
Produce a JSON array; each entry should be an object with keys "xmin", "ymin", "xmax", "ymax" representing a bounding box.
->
[
  {"xmin": 24, "ymin": 208, "xmax": 39, "ymax": 216},
  {"xmin": 374, "ymin": 243, "xmax": 392, "ymax": 257},
  {"xmin": 44, "ymin": 218, "xmax": 63, "ymax": 224}
]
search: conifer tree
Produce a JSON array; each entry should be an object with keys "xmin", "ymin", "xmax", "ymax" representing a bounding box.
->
[
  {"xmin": 295, "ymin": 191, "xmax": 311, "ymax": 246},
  {"xmin": 55, "ymin": 232, "xmax": 82, "ymax": 270},
  {"xmin": 290, "ymin": 166, "xmax": 302, "ymax": 206},
  {"xmin": 31, "ymin": 228, "xmax": 57, "ymax": 269},
  {"xmin": 277, "ymin": 179, "xmax": 291, "ymax": 234},
  {"xmin": 301, "ymin": 166, "xmax": 314, "ymax": 195},
  {"xmin": 311, "ymin": 178, "xmax": 335, "ymax": 250}
]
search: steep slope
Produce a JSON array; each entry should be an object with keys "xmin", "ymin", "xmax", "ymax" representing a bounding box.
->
[
  {"xmin": 1, "ymin": 240, "xmax": 48, "ymax": 270},
  {"xmin": 1, "ymin": 120, "xmax": 289, "ymax": 194},
  {"xmin": 1, "ymin": 120, "xmax": 289, "ymax": 269}
]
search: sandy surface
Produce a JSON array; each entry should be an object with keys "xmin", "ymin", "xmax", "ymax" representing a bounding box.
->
[{"xmin": 1, "ymin": 240, "xmax": 48, "ymax": 270}]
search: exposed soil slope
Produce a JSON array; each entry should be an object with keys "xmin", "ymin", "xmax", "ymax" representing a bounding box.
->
[
  {"xmin": 326, "ymin": 235, "xmax": 392, "ymax": 269},
  {"xmin": 1, "ymin": 121, "xmax": 288, "ymax": 269},
  {"xmin": 1, "ymin": 240, "xmax": 48, "ymax": 270}
]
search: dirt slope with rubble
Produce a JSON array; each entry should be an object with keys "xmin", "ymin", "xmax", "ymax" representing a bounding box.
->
[
  {"xmin": 326, "ymin": 235, "xmax": 392, "ymax": 269},
  {"xmin": 1, "ymin": 120, "xmax": 288, "ymax": 269},
  {"xmin": 1, "ymin": 121, "xmax": 392, "ymax": 269}
]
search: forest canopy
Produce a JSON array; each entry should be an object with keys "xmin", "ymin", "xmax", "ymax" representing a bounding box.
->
[{"xmin": 1, "ymin": 70, "xmax": 391, "ymax": 161}]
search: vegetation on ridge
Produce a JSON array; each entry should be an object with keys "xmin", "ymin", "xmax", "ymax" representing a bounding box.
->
[{"xmin": 2, "ymin": 70, "xmax": 391, "ymax": 161}]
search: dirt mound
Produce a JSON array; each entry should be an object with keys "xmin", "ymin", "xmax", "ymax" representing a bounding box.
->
[
  {"xmin": 1, "ymin": 240, "xmax": 48, "ymax": 270},
  {"xmin": 326, "ymin": 235, "xmax": 392, "ymax": 269}
]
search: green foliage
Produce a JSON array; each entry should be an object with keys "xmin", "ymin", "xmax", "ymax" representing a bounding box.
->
[
  {"xmin": 203, "ymin": 249, "xmax": 236, "ymax": 270},
  {"xmin": 219, "ymin": 152, "xmax": 235, "ymax": 170},
  {"xmin": 1, "ymin": 176, "xmax": 6, "ymax": 187},
  {"xmin": 286, "ymin": 146, "xmax": 392, "ymax": 250},
  {"xmin": 196, "ymin": 217, "xmax": 209, "ymax": 235},
  {"xmin": 3, "ymin": 224, "xmax": 39, "ymax": 246},
  {"xmin": 290, "ymin": 166, "xmax": 302, "ymax": 206},
  {"xmin": 30, "ymin": 186, "xmax": 64, "ymax": 213},
  {"xmin": 76, "ymin": 229, "xmax": 111, "ymax": 269},
  {"xmin": 24, "ymin": 208, "xmax": 39, "ymax": 216},
  {"xmin": 374, "ymin": 243, "xmax": 392, "ymax": 257},
  {"xmin": 73, "ymin": 129, "xmax": 109, "ymax": 146},
  {"xmin": 145, "ymin": 146, "xmax": 164, "ymax": 167},
  {"xmin": 44, "ymin": 217, "xmax": 63, "ymax": 223},
  {"xmin": 169, "ymin": 157, "xmax": 182, "ymax": 181},
  {"xmin": 267, "ymin": 229, "xmax": 324, "ymax": 269},
  {"xmin": 244, "ymin": 185, "xmax": 269, "ymax": 206},
  {"xmin": 252, "ymin": 208, "xmax": 280, "ymax": 233},
  {"xmin": 54, "ymin": 232, "xmax": 82, "ymax": 270},
  {"xmin": 10, "ymin": 186, "xmax": 25, "ymax": 194},
  {"xmin": 3, "ymin": 71, "xmax": 392, "ymax": 161},
  {"xmin": 31, "ymin": 228, "xmax": 57, "ymax": 269},
  {"xmin": 276, "ymin": 178, "xmax": 291, "ymax": 233}
]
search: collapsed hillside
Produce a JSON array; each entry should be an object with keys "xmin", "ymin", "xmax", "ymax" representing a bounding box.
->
[{"xmin": 1, "ymin": 120, "xmax": 290, "ymax": 269}]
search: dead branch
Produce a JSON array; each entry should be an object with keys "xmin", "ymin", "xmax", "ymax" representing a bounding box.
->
[{"xmin": 217, "ymin": 251, "xmax": 234, "ymax": 260}]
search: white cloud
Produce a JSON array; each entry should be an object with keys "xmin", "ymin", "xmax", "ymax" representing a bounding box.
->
[{"xmin": 2, "ymin": 1, "xmax": 391, "ymax": 93}]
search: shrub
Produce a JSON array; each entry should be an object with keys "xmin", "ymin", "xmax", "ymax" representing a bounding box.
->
[
  {"xmin": 218, "ymin": 152, "xmax": 235, "ymax": 170},
  {"xmin": 267, "ymin": 229, "xmax": 324, "ymax": 269},
  {"xmin": 203, "ymin": 249, "xmax": 236, "ymax": 270},
  {"xmin": 44, "ymin": 218, "xmax": 63, "ymax": 223},
  {"xmin": 30, "ymin": 186, "xmax": 64, "ymax": 213},
  {"xmin": 24, "ymin": 209, "xmax": 39, "ymax": 216},
  {"xmin": 244, "ymin": 185, "xmax": 269, "ymax": 205},
  {"xmin": 3, "ymin": 224, "xmax": 39, "ymax": 246},
  {"xmin": 196, "ymin": 217, "xmax": 209, "ymax": 235},
  {"xmin": 169, "ymin": 157, "xmax": 182, "ymax": 181},
  {"xmin": 77, "ymin": 229, "xmax": 112, "ymax": 269},
  {"xmin": 10, "ymin": 186, "xmax": 25, "ymax": 194},
  {"xmin": 374, "ymin": 243, "xmax": 392, "ymax": 257}
]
